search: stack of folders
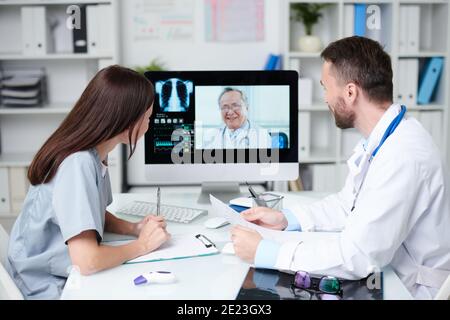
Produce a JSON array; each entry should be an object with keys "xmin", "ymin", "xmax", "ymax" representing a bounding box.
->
[{"xmin": 0, "ymin": 69, "xmax": 47, "ymax": 108}]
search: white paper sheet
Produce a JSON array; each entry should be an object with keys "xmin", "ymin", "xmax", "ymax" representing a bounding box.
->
[{"xmin": 210, "ymin": 194, "xmax": 340, "ymax": 244}]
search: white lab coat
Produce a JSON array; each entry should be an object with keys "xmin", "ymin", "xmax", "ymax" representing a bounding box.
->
[
  {"xmin": 278, "ymin": 104, "xmax": 450, "ymax": 299},
  {"xmin": 204, "ymin": 120, "xmax": 272, "ymax": 149}
]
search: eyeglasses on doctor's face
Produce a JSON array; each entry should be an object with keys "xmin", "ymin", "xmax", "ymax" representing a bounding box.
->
[
  {"xmin": 220, "ymin": 103, "xmax": 242, "ymax": 113},
  {"xmin": 293, "ymin": 271, "xmax": 342, "ymax": 295}
]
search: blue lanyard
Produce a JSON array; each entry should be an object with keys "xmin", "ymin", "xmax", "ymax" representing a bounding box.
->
[
  {"xmin": 371, "ymin": 105, "xmax": 407, "ymax": 159},
  {"xmin": 351, "ymin": 105, "xmax": 407, "ymax": 212}
]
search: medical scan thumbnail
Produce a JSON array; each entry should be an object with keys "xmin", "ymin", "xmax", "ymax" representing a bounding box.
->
[{"xmin": 155, "ymin": 78, "xmax": 193, "ymax": 112}]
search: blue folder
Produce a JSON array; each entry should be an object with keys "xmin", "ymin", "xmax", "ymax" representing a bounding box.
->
[
  {"xmin": 417, "ymin": 57, "xmax": 444, "ymax": 105},
  {"xmin": 229, "ymin": 204, "xmax": 250, "ymax": 213},
  {"xmin": 354, "ymin": 4, "xmax": 366, "ymax": 36},
  {"xmin": 264, "ymin": 54, "xmax": 281, "ymax": 70}
]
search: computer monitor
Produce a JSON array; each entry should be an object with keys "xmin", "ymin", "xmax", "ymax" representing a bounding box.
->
[{"xmin": 143, "ymin": 71, "xmax": 298, "ymax": 200}]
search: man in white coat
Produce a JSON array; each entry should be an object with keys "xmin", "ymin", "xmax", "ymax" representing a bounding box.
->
[
  {"xmin": 203, "ymin": 87, "xmax": 272, "ymax": 149},
  {"xmin": 230, "ymin": 36, "xmax": 450, "ymax": 299}
]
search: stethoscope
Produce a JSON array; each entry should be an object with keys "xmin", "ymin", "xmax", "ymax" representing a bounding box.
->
[
  {"xmin": 221, "ymin": 120, "xmax": 251, "ymax": 148},
  {"xmin": 350, "ymin": 105, "xmax": 407, "ymax": 212}
]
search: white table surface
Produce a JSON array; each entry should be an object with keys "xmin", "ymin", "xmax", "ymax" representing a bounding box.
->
[{"xmin": 61, "ymin": 188, "xmax": 412, "ymax": 300}]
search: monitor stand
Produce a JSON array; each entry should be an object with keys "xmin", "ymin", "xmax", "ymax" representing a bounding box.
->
[{"xmin": 197, "ymin": 182, "xmax": 244, "ymax": 204}]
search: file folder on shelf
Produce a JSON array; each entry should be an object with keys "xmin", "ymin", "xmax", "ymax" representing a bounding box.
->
[
  {"xmin": 354, "ymin": 4, "xmax": 366, "ymax": 37},
  {"xmin": 417, "ymin": 57, "xmax": 444, "ymax": 105}
]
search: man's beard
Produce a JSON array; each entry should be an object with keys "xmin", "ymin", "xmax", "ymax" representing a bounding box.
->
[{"xmin": 329, "ymin": 97, "xmax": 355, "ymax": 129}]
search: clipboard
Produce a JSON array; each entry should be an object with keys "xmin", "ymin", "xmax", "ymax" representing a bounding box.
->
[{"xmin": 103, "ymin": 233, "xmax": 219, "ymax": 264}]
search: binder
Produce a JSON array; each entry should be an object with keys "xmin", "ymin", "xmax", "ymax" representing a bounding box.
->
[
  {"xmin": 298, "ymin": 78, "xmax": 312, "ymax": 107},
  {"xmin": 73, "ymin": 5, "xmax": 87, "ymax": 53},
  {"xmin": 407, "ymin": 6, "xmax": 420, "ymax": 53},
  {"xmin": 406, "ymin": 59, "xmax": 419, "ymax": 106},
  {"xmin": 354, "ymin": 4, "xmax": 366, "ymax": 37},
  {"xmin": 343, "ymin": 4, "xmax": 355, "ymax": 37},
  {"xmin": 264, "ymin": 54, "xmax": 275, "ymax": 70},
  {"xmin": 274, "ymin": 55, "xmax": 282, "ymax": 70},
  {"xmin": 0, "ymin": 168, "xmax": 11, "ymax": 214},
  {"xmin": 397, "ymin": 59, "xmax": 410, "ymax": 105},
  {"xmin": 398, "ymin": 59, "xmax": 419, "ymax": 106},
  {"xmin": 21, "ymin": 6, "xmax": 52, "ymax": 55},
  {"xmin": 97, "ymin": 4, "xmax": 113, "ymax": 55},
  {"xmin": 264, "ymin": 54, "xmax": 280, "ymax": 70},
  {"xmin": 398, "ymin": 6, "xmax": 409, "ymax": 53},
  {"xmin": 298, "ymin": 111, "xmax": 311, "ymax": 159},
  {"xmin": 104, "ymin": 233, "xmax": 219, "ymax": 264},
  {"xmin": 21, "ymin": 7, "xmax": 34, "ymax": 55},
  {"xmin": 86, "ymin": 5, "xmax": 99, "ymax": 55},
  {"xmin": 33, "ymin": 6, "xmax": 53, "ymax": 55},
  {"xmin": 417, "ymin": 57, "xmax": 444, "ymax": 105}
]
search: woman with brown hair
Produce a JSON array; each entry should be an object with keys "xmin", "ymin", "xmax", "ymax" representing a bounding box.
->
[{"xmin": 6, "ymin": 65, "xmax": 170, "ymax": 299}]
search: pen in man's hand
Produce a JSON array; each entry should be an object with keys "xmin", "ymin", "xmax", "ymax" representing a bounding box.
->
[
  {"xmin": 157, "ymin": 187, "xmax": 161, "ymax": 216},
  {"xmin": 246, "ymin": 182, "xmax": 258, "ymax": 199}
]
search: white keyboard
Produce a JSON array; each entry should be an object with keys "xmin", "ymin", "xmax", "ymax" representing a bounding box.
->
[{"xmin": 117, "ymin": 201, "xmax": 207, "ymax": 224}]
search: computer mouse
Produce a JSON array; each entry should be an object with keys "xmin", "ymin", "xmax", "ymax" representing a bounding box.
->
[
  {"xmin": 221, "ymin": 242, "xmax": 235, "ymax": 255},
  {"xmin": 204, "ymin": 217, "xmax": 230, "ymax": 229}
]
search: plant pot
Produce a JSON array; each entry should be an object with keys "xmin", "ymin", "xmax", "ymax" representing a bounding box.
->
[{"xmin": 298, "ymin": 35, "xmax": 323, "ymax": 53}]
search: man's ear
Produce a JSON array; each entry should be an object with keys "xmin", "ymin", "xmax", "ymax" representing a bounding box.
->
[{"xmin": 344, "ymin": 82, "xmax": 358, "ymax": 104}]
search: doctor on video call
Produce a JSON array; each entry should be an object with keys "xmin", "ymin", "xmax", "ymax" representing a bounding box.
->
[
  {"xmin": 204, "ymin": 87, "xmax": 272, "ymax": 149},
  {"xmin": 230, "ymin": 36, "xmax": 450, "ymax": 299}
]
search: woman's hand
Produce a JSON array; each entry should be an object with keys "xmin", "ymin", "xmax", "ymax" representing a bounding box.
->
[
  {"xmin": 136, "ymin": 218, "xmax": 171, "ymax": 255},
  {"xmin": 241, "ymin": 207, "xmax": 288, "ymax": 230},
  {"xmin": 132, "ymin": 215, "xmax": 165, "ymax": 237}
]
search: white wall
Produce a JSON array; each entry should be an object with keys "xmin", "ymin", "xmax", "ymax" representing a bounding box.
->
[
  {"xmin": 120, "ymin": 0, "xmax": 282, "ymax": 71},
  {"xmin": 122, "ymin": 0, "xmax": 284, "ymax": 185}
]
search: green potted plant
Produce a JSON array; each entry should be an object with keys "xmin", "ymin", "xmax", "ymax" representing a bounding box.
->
[
  {"xmin": 291, "ymin": 3, "xmax": 330, "ymax": 53},
  {"xmin": 134, "ymin": 58, "xmax": 167, "ymax": 75}
]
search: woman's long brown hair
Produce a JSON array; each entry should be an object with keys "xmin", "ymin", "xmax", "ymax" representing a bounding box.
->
[{"xmin": 28, "ymin": 65, "xmax": 154, "ymax": 185}]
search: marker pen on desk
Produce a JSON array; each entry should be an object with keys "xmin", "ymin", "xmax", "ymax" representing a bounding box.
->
[{"xmin": 134, "ymin": 271, "xmax": 176, "ymax": 285}]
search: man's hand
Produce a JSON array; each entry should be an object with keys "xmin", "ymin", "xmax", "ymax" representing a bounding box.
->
[
  {"xmin": 241, "ymin": 207, "xmax": 288, "ymax": 230},
  {"xmin": 230, "ymin": 225, "xmax": 262, "ymax": 263}
]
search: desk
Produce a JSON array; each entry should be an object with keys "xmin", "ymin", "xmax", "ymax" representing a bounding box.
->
[{"xmin": 61, "ymin": 188, "xmax": 412, "ymax": 300}]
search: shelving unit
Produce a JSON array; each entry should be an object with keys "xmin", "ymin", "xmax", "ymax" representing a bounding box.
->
[
  {"xmin": 283, "ymin": 0, "xmax": 450, "ymax": 192},
  {"xmin": 0, "ymin": 0, "xmax": 122, "ymax": 220}
]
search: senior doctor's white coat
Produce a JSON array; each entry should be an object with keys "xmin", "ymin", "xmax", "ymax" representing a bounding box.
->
[{"xmin": 277, "ymin": 104, "xmax": 450, "ymax": 299}]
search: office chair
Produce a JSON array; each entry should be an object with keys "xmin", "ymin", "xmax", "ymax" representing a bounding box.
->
[
  {"xmin": 435, "ymin": 275, "xmax": 450, "ymax": 300},
  {"xmin": 270, "ymin": 132, "xmax": 289, "ymax": 149},
  {"xmin": 0, "ymin": 224, "xmax": 24, "ymax": 300}
]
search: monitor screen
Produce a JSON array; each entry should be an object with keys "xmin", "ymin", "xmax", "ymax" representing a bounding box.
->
[{"xmin": 144, "ymin": 71, "xmax": 298, "ymax": 165}]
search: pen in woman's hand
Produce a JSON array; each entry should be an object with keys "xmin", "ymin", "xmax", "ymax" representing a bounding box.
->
[{"xmin": 157, "ymin": 187, "xmax": 161, "ymax": 216}]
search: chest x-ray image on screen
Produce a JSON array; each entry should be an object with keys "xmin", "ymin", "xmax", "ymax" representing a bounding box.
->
[{"xmin": 155, "ymin": 78, "xmax": 193, "ymax": 112}]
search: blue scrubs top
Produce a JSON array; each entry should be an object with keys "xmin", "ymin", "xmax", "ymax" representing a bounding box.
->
[{"xmin": 6, "ymin": 149, "xmax": 112, "ymax": 299}]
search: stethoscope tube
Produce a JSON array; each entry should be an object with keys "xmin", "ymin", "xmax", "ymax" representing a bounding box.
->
[{"xmin": 351, "ymin": 106, "xmax": 407, "ymax": 212}]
